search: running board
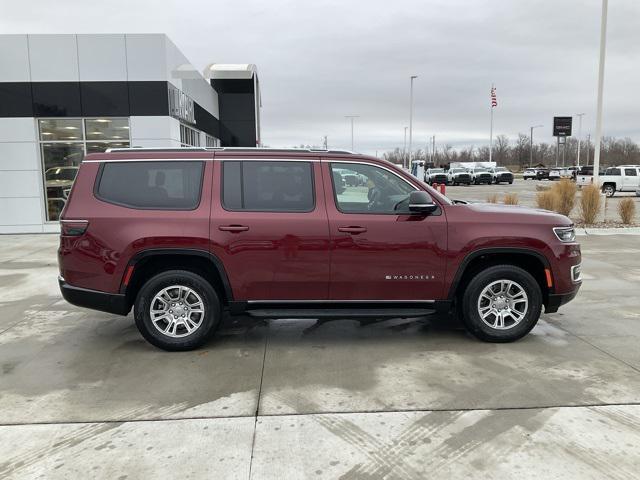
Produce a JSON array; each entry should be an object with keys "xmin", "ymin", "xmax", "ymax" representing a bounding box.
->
[{"xmin": 245, "ymin": 308, "xmax": 436, "ymax": 319}]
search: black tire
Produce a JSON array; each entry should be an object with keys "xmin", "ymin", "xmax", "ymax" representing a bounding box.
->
[
  {"xmin": 134, "ymin": 270, "xmax": 221, "ymax": 351},
  {"xmin": 602, "ymin": 184, "xmax": 615, "ymax": 197},
  {"xmin": 509, "ymin": 180, "xmax": 513, "ymax": 184},
  {"xmin": 460, "ymin": 265, "xmax": 542, "ymax": 342}
]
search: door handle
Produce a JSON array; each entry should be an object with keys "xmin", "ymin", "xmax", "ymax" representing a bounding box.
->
[
  {"xmin": 218, "ymin": 225, "xmax": 249, "ymax": 232},
  {"xmin": 338, "ymin": 226, "xmax": 367, "ymax": 234}
]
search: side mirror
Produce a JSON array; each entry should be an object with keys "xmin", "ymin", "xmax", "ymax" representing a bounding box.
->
[{"xmin": 408, "ymin": 191, "xmax": 438, "ymax": 214}]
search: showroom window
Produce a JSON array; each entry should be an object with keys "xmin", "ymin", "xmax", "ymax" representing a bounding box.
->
[
  {"xmin": 180, "ymin": 123, "xmax": 201, "ymax": 147},
  {"xmin": 39, "ymin": 118, "xmax": 130, "ymax": 221}
]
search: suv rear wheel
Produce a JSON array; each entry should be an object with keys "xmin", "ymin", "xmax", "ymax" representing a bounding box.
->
[
  {"xmin": 461, "ymin": 265, "xmax": 542, "ymax": 342},
  {"xmin": 134, "ymin": 270, "xmax": 220, "ymax": 351}
]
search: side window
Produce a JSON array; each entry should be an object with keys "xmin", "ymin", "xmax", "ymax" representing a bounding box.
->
[
  {"xmin": 624, "ymin": 168, "xmax": 637, "ymax": 176},
  {"xmin": 96, "ymin": 161, "xmax": 204, "ymax": 209},
  {"xmin": 330, "ymin": 163, "xmax": 416, "ymax": 214},
  {"xmin": 222, "ymin": 161, "xmax": 314, "ymax": 212},
  {"xmin": 606, "ymin": 168, "xmax": 621, "ymax": 176}
]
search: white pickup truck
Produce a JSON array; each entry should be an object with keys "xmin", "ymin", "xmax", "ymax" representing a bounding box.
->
[{"xmin": 578, "ymin": 166, "xmax": 640, "ymax": 197}]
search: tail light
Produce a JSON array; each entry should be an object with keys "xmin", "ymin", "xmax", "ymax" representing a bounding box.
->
[{"xmin": 60, "ymin": 219, "xmax": 89, "ymax": 236}]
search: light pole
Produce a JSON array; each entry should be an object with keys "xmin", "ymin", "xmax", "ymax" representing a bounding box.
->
[
  {"xmin": 529, "ymin": 125, "xmax": 543, "ymax": 167},
  {"xmin": 593, "ymin": 0, "xmax": 608, "ymax": 185},
  {"xmin": 344, "ymin": 115, "xmax": 359, "ymax": 152},
  {"xmin": 575, "ymin": 113, "xmax": 585, "ymax": 167},
  {"xmin": 403, "ymin": 126, "xmax": 408, "ymax": 165},
  {"xmin": 586, "ymin": 134, "xmax": 591, "ymax": 165},
  {"xmin": 408, "ymin": 75, "xmax": 418, "ymax": 170}
]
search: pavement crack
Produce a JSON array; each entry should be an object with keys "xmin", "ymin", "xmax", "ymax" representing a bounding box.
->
[{"xmin": 247, "ymin": 325, "xmax": 269, "ymax": 480}]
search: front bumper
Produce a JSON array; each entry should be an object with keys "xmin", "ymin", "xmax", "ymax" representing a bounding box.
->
[
  {"xmin": 59, "ymin": 276, "xmax": 130, "ymax": 316},
  {"xmin": 545, "ymin": 286, "xmax": 580, "ymax": 313}
]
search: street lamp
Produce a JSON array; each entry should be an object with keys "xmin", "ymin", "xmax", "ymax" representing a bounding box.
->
[
  {"xmin": 529, "ymin": 125, "xmax": 543, "ymax": 167},
  {"xmin": 403, "ymin": 126, "xmax": 408, "ymax": 165},
  {"xmin": 593, "ymin": 0, "xmax": 608, "ymax": 185},
  {"xmin": 575, "ymin": 113, "xmax": 585, "ymax": 167},
  {"xmin": 344, "ymin": 115, "xmax": 359, "ymax": 152},
  {"xmin": 408, "ymin": 75, "xmax": 418, "ymax": 170}
]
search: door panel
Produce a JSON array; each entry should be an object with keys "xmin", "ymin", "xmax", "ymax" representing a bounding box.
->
[
  {"xmin": 323, "ymin": 161, "xmax": 447, "ymax": 301},
  {"xmin": 210, "ymin": 159, "xmax": 330, "ymax": 300}
]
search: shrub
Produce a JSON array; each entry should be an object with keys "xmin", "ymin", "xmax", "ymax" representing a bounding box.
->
[
  {"xmin": 618, "ymin": 198, "xmax": 636, "ymax": 224},
  {"xmin": 503, "ymin": 193, "xmax": 519, "ymax": 205},
  {"xmin": 579, "ymin": 184, "xmax": 602, "ymax": 225},
  {"xmin": 486, "ymin": 193, "xmax": 498, "ymax": 203},
  {"xmin": 536, "ymin": 191, "xmax": 556, "ymax": 211},
  {"xmin": 552, "ymin": 179, "xmax": 578, "ymax": 216}
]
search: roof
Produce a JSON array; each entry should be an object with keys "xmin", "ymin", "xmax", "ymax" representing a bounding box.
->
[{"xmin": 202, "ymin": 63, "xmax": 258, "ymax": 80}]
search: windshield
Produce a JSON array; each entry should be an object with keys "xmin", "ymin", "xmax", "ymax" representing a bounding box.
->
[
  {"xmin": 495, "ymin": 167, "xmax": 507, "ymax": 172},
  {"xmin": 46, "ymin": 168, "xmax": 77, "ymax": 181},
  {"xmin": 430, "ymin": 168, "xmax": 444, "ymax": 173},
  {"xmin": 450, "ymin": 168, "xmax": 465, "ymax": 173},
  {"xmin": 474, "ymin": 167, "xmax": 489, "ymax": 172}
]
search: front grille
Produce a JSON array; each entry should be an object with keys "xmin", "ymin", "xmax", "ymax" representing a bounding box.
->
[
  {"xmin": 457, "ymin": 174, "xmax": 471, "ymax": 181},
  {"xmin": 433, "ymin": 175, "xmax": 447, "ymax": 182}
]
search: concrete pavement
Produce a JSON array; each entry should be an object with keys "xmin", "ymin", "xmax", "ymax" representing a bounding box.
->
[{"xmin": 0, "ymin": 233, "xmax": 639, "ymax": 479}]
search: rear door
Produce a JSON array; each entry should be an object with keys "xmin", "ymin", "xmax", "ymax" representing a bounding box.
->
[
  {"xmin": 323, "ymin": 159, "xmax": 447, "ymax": 301},
  {"xmin": 209, "ymin": 156, "xmax": 330, "ymax": 301},
  {"xmin": 622, "ymin": 168, "xmax": 639, "ymax": 191}
]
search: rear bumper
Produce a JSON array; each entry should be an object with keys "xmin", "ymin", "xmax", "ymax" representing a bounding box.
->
[
  {"xmin": 545, "ymin": 286, "xmax": 580, "ymax": 314},
  {"xmin": 59, "ymin": 276, "xmax": 130, "ymax": 316}
]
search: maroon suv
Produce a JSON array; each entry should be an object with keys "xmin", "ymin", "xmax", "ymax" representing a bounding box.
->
[{"xmin": 58, "ymin": 148, "xmax": 582, "ymax": 351}]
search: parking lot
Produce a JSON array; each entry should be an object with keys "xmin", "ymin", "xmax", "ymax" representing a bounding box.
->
[
  {"xmin": 445, "ymin": 178, "xmax": 639, "ymax": 224},
  {"xmin": 1, "ymin": 230, "xmax": 639, "ymax": 479}
]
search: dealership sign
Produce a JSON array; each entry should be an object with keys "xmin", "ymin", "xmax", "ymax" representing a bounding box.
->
[
  {"xmin": 168, "ymin": 84, "xmax": 195, "ymax": 125},
  {"xmin": 553, "ymin": 116, "xmax": 572, "ymax": 137}
]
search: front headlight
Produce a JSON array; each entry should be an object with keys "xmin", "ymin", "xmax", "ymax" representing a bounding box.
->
[{"xmin": 553, "ymin": 226, "xmax": 576, "ymax": 242}]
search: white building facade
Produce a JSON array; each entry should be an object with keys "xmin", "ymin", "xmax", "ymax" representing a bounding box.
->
[{"xmin": 0, "ymin": 34, "xmax": 260, "ymax": 233}]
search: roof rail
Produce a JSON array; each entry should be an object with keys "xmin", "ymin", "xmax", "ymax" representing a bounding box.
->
[{"xmin": 105, "ymin": 146, "xmax": 357, "ymax": 155}]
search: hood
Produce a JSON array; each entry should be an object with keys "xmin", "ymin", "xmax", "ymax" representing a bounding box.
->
[{"xmin": 461, "ymin": 202, "xmax": 572, "ymax": 226}]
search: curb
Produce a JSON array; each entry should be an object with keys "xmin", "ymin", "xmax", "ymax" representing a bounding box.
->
[{"xmin": 576, "ymin": 227, "xmax": 640, "ymax": 236}]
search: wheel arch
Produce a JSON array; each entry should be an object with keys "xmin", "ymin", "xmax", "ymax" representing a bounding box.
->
[
  {"xmin": 448, "ymin": 248, "xmax": 552, "ymax": 305},
  {"xmin": 121, "ymin": 249, "xmax": 233, "ymax": 309}
]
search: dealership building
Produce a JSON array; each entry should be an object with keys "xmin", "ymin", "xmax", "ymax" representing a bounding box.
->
[{"xmin": 0, "ymin": 34, "xmax": 261, "ymax": 233}]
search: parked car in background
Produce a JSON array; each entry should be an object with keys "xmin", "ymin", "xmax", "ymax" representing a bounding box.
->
[
  {"xmin": 575, "ymin": 166, "xmax": 602, "ymax": 187},
  {"xmin": 45, "ymin": 166, "xmax": 79, "ymax": 200},
  {"xmin": 58, "ymin": 147, "xmax": 581, "ymax": 350},
  {"xmin": 469, "ymin": 167, "xmax": 493, "ymax": 185},
  {"xmin": 490, "ymin": 167, "xmax": 514, "ymax": 184},
  {"xmin": 549, "ymin": 168, "xmax": 573, "ymax": 181},
  {"xmin": 447, "ymin": 168, "xmax": 472, "ymax": 186},
  {"xmin": 599, "ymin": 166, "xmax": 640, "ymax": 197},
  {"xmin": 425, "ymin": 168, "xmax": 448, "ymax": 185},
  {"xmin": 523, "ymin": 168, "xmax": 549, "ymax": 180}
]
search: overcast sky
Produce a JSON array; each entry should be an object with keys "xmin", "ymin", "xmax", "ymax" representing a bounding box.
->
[{"xmin": 2, "ymin": 0, "xmax": 639, "ymax": 155}]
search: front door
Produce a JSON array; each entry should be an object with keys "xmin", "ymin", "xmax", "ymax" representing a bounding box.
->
[
  {"xmin": 210, "ymin": 158, "xmax": 330, "ymax": 300},
  {"xmin": 323, "ymin": 160, "xmax": 447, "ymax": 301}
]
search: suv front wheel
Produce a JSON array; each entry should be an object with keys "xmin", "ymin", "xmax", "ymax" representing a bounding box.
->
[
  {"xmin": 461, "ymin": 265, "xmax": 542, "ymax": 342},
  {"xmin": 134, "ymin": 270, "xmax": 221, "ymax": 351}
]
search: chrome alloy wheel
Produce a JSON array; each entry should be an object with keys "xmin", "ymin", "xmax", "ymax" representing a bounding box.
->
[
  {"xmin": 477, "ymin": 280, "xmax": 529, "ymax": 330},
  {"xmin": 149, "ymin": 285, "xmax": 205, "ymax": 338}
]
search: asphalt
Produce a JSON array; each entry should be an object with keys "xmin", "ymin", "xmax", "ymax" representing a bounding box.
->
[{"xmin": 1, "ymin": 231, "xmax": 639, "ymax": 479}]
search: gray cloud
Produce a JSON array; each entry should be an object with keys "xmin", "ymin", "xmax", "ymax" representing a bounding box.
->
[{"xmin": 2, "ymin": 0, "xmax": 639, "ymax": 154}]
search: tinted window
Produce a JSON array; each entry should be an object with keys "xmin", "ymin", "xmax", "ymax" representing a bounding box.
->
[
  {"xmin": 606, "ymin": 168, "xmax": 621, "ymax": 176},
  {"xmin": 624, "ymin": 168, "xmax": 637, "ymax": 176},
  {"xmin": 222, "ymin": 161, "xmax": 314, "ymax": 212},
  {"xmin": 96, "ymin": 161, "xmax": 204, "ymax": 209},
  {"xmin": 330, "ymin": 163, "xmax": 415, "ymax": 214}
]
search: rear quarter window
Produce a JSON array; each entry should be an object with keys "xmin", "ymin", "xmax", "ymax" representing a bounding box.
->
[{"xmin": 95, "ymin": 161, "xmax": 204, "ymax": 210}]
